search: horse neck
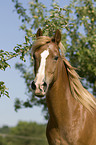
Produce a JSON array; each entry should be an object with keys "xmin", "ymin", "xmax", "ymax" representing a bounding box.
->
[{"xmin": 46, "ymin": 59, "xmax": 81, "ymax": 125}]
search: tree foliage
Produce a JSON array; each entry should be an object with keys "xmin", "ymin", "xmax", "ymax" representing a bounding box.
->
[{"xmin": 0, "ymin": 0, "xmax": 96, "ymax": 119}]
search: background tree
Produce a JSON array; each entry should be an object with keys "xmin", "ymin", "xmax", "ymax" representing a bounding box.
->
[
  {"xmin": 0, "ymin": 0, "xmax": 96, "ymax": 119},
  {"xmin": 0, "ymin": 121, "xmax": 48, "ymax": 145}
]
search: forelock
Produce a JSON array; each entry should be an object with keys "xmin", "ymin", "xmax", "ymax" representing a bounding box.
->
[{"xmin": 32, "ymin": 36, "xmax": 51, "ymax": 53}]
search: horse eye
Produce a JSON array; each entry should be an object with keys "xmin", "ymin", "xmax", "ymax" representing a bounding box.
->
[
  {"xmin": 33, "ymin": 54, "xmax": 36, "ymax": 59},
  {"xmin": 54, "ymin": 56, "xmax": 59, "ymax": 61}
]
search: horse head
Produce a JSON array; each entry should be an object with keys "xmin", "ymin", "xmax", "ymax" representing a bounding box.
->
[{"xmin": 31, "ymin": 28, "xmax": 61, "ymax": 97}]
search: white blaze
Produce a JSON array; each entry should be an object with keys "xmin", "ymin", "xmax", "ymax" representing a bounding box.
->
[{"xmin": 36, "ymin": 50, "xmax": 49, "ymax": 85}]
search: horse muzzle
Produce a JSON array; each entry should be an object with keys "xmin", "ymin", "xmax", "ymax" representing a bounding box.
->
[{"xmin": 31, "ymin": 81, "xmax": 47, "ymax": 97}]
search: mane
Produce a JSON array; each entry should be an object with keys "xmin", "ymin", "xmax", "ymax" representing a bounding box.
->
[
  {"xmin": 32, "ymin": 36, "xmax": 96, "ymax": 113},
  {"xmin": 59, "ymin": 44, "xmax": 96, "ymax": 113}
]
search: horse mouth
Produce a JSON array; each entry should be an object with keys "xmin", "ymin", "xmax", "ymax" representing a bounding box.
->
[
  {"xmin": 35, "ymin": 94, "xmax": 45, "ymax": 98},
  {"xmin": 34, "ymin": 91, "xmax": 46, "ymax": 98},
  {"xmin": 33, "ymin": 86, "xmax": 47, "ymax": 97}
]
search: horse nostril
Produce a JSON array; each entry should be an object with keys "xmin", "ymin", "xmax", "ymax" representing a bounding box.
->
[
  {"xmin": 43, "ymin": 82, "xmax": 47, "ymax": 87},
  {"xmin": 31, "ymin": 81, "xmax": 36, "ymax": 90},
  {"xmin": 42, "ymin": 82, "xmax": 47, "ymax": 92}
]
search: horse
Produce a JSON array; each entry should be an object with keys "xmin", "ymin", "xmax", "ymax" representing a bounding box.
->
[{"xmin": 31, "ymin": 28, "xmax": 96, "ymax": 145}]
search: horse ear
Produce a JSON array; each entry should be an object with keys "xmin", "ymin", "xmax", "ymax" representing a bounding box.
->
[
  {"xmin": 53, "ymin": 29, "xmax": 61, "ymax": 44},
  {"xmin": 36, "ymin": 28, "xmax": 43, "ymax": 38}
]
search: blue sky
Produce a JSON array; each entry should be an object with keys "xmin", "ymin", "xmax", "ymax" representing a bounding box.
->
[{"xmin": 0, "ymin": 0, "xmax": 71, "ymax": 127}]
